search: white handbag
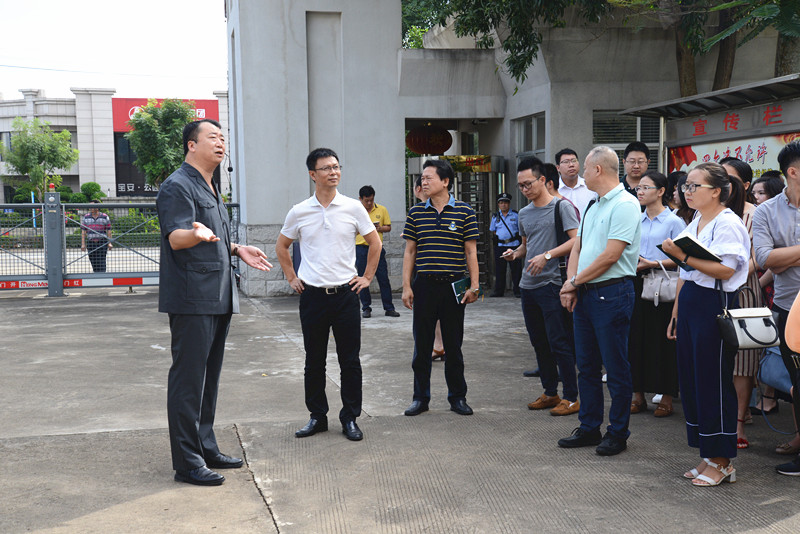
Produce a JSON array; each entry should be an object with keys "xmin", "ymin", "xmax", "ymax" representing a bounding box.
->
[
  {"xmin": 641, "ymin": 261, "xmax": 677, "ymax": 306},
  {"xmin": 716, "ymin": 285, "xmax": 780, "ymax": 351}
]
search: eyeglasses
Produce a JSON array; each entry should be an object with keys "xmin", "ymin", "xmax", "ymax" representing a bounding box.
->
[
  {"xmin": 559, "ymin": 159, "xmax": 579, "ymax": 166},
  {"xmin": 314, "ymin": 165, "xmax": 342, "ymax": 173},
  {"xmin": 625, "ymin": 159, "xmax": 648, "ymax": 167},
  {"xmin": 633, "ymin": 185, "xmax": 658, "ymax": 192},
  {"xmin": 518, "ymin": 181, "xmax": 535, "ymax": 190},
  {"xmin": 681, "ymin": 183, "xmax": 716, "ymax": 193}
]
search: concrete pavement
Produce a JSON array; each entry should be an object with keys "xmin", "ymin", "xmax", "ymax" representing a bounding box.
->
[{"xmin": 1, "ymin": 288, "xmax": 799, "ymax": 533}]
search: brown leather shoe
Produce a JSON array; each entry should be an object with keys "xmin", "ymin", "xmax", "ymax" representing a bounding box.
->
[
  {"xmin": 550, "ymin": 399, "xmax": 579, "ymax": 416},
  {"xmin": 528, "ymin": 393, "xmax": 561, "ymax": 410},
  {"xmin": 653, "ymin": 402, "xmax": 673, "ymax": 418},
  {"xmin": 630, "ymin": 400, "xmax": 647, "ymax": 414}
]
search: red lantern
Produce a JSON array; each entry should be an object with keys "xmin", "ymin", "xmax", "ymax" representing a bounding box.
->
[{"xmin": 405, "ymin": 125, "xmax": 452, "ymax": 155}]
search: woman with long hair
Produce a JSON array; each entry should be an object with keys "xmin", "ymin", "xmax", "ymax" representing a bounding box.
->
[
  {"xmin": 664, "ymin": 162, "xmax": 750, "ymax": 487},
  {"xmin": 672, "ymin": 172, "xmax": 695, "ymax": 225},
  {"xmin": 721, "ymin": 157, "xmax": 762, "ymax": 450},
  {"xmin": 629, "ymin": 171, "xmax": 685, "ymax": 417}
]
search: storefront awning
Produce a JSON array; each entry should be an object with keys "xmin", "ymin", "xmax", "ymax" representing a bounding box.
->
[{"xmin": 621, "ymin": 74, "xmax": 800, "ymax": 119}]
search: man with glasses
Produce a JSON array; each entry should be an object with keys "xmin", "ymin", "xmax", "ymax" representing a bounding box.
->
[
  {"xmin": 556, "ymin": 148, "xmax": 596, "ymax": 215},
  {"xmin": 275, "ymin": 148, "xmax": 381, "ymax": 442},
  {"xmin": 505, "ymin": 157, "xmax": 580, "ymax": 416},
  {"xmin": 558, "ymin": 146, "xmax": 641, "ymax": 456},
  {"xmin": 622, "ymin": 142, "xmax": 650, "ymax": 205}
]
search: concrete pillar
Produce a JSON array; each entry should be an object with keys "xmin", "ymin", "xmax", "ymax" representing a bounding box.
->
[{"xmin": 70, "ymin": 88, "xmax": 116, "ymax": 196}]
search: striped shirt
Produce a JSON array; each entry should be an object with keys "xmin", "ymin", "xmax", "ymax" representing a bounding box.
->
[{"xmin": 402, "ymin": 195, "xmax": 479, "ymax": 274}]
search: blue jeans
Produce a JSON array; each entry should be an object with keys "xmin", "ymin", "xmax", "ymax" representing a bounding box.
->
[
  {"xmin": 520, "ymin": 284, "xmax": 578, "ymax": 401},
  {"xmin": 573, "ymin": 279, "xmax": 635, "ymax": 440},
  {"xmin": 355, "ymin": 245, "xmax": 395, "ymax": 311}
]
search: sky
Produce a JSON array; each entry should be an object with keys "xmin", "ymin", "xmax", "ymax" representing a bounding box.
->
[{"xmin": 0, "ymin": 0, "xmax": 228, "ymax": 101}]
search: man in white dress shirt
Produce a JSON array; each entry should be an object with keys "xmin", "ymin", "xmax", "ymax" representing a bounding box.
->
[{"xmin": 556, "ymin": 148, "xmax": 597, "ymax": 216}]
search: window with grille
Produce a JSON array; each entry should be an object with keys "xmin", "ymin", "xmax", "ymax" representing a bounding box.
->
[{"xmin": 593, "ymin": 111, "xmax": 659, "ymax": 180}]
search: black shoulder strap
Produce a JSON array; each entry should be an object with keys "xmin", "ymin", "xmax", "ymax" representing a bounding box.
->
[
  {"xmin": 578, "ymin": 199, "xmax": 597, "ymax": 249},
  {"xmin": 554, "ymin": 199, "xmax": 566, "ymax": 246}
]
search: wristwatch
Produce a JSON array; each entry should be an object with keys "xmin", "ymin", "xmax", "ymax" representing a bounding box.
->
[
  {"xmin": 470, "ymin": 287, "xmax": 480, "ymax": 294},
  {"xmin": 569, "ymin": 275, "xmax": 579, "ymax": 288},
  {"xmin": 544, "ymin": 251, "xmax": 552, "ymax": 261}
]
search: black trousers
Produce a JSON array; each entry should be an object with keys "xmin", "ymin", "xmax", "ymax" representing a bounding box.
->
[
  {"xmin": 411, "ymin": 275, "xmax": 468, "ymax": 403},
  {"xmin": 493, "ymin": 245, "xmax": 522, "ymax": 295},
  {"xmin": 167, "ymin": 312, "xmax": 231, "ymax": 471},
  {"xmin": 87, "ymin": 238, "xmax": 108, "ymax": 272},
  {"xmin": 299, "ymin": 286, "xmax": 362, "ymax": 423}
]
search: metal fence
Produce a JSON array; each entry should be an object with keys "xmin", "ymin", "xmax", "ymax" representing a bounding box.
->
[{"xmin": 0, "ymin": 195, "xmax": 240, "ymax": 296}]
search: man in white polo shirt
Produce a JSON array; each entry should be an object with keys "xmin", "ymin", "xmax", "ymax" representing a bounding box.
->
[
  {"xmin": 556, "ymin": 147, "xmax": 597, "ymax": 216},
  {"xmin": 275, "ymin": 148, "xmax": 381, "ymax": 442}
]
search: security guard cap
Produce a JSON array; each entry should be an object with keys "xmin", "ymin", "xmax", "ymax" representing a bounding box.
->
[{"xmin": 497, "ymin": 192, "xmax": 512, "ymax": 202}]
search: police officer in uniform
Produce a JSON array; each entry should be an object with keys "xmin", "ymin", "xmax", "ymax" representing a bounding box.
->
[{"xmin": 490, "ymin": 192, "xmax": 522, "ymax": 297}]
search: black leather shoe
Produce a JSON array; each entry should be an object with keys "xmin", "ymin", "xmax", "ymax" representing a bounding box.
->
[
  {"xmin": 450, "ymin": 399, "xmax": 473, "ymax": 415},
  {"xmin": 523, "ymin": 368, "xmax": 540, "ymax": 377},
  {"xmin": 362, "ymin": 309, "xmax": 371, "ymax": 318},
  {"xmin": 385, "ymin": 309, "xmax": 400, "ymax": 317},
  {"xmin": 404, "ymin": 400, "xmax": 429, "ymax": 416},
  {"xmin": 174, "ymin": 466, "xmax": 225, "ymax": 486},
  {"xmin": 557, "ymin": 427, "xmax": 602, "ymax": 448},
  {"xmin": 342, "ymin": 420, "xmax": 363, "ymax": 441},
  {"xmin": 206, "ymin": 453, "xmax": 243, "ymax": 469},
  {"xmin": 596, "ymin": 433, "xmax": 627, "ymax": 456},
  {"xmin": 295, "ymin": 417, "xmax": 328, "ymax": 437}
]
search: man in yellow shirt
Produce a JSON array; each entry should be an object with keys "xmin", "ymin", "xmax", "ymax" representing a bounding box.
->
[{"xmin": 356, "ymin": 185, "xmax": 400, "ymax": 318}]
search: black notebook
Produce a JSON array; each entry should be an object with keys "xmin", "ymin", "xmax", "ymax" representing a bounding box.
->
[{"xmin": 657, "ymin": 234, "xmax": 722, "ymax": 272}]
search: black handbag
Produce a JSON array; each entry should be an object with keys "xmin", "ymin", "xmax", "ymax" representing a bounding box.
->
[{"xmin": 716, "ymin": 282, "xmax": 780, "ymax": 352}]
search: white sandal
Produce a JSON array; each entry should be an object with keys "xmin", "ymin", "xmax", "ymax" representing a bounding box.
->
[
  {"xmin": 683, "ymin": 458, "xmax": 710, "ymax": 479},
  {"xmin": 692, "ymin": 460, "xmax": 736, "ymax": 487}
]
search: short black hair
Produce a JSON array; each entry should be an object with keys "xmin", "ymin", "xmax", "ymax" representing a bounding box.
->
[
  {"xmin": 422, "ymin": 159, "xmax": 454, "ymax": 190},
  {"xmin": 666, "ymin": 171, "xmax": 685, "ymax": 202},
  {"xmin": 414, "ymin": 176, "xmax": 422, "ymax": 188},
  {"xmin": 517, "ymin": 156, "xmax": 545, "ymax": 177},
  {"xmin": 623, "ymin": 141, "xmax": 650, "ymax": 161},
  {"xmin": 359, "ymin": 185, "xmax": 375, "ymax": 198},
  {"xmin": 183, "ymin": 119, "xmax": 222, "ymax": 155},
  {"xmin": 554, "ymin": 148, "xmax": 578, "ymax": 166},
  {"xmin": 543, "ymin": 163, "xmax": 559, "ymax": 188},
  {"xmin": 306, "ymin": 148, "xmax": 339, "ymax": 171},
  {"xmin": 778, "ymin": 141, "xmax": 800, "ymax": 178}
]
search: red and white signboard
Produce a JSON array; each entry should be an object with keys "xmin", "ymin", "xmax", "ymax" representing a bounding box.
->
[
  {"xmin": 0, "ymin": 277, "xmax": 159, "ymax": 290},
  {"xmin": 668, "ymin": 132, "xmax": 800, "ymax": 177},
  {"xmin": 112, "ymin": 98, "xmax": 219, "ymax": 132}
]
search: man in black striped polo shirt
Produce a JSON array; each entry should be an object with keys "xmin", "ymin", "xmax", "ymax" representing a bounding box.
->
[{"xmin": 401, "ymin": 159, "xmax": 481, "ymax": 417}]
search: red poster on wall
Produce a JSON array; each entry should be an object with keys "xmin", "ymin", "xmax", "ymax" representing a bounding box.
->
[{"xmin": 111, "ymin": 98, "xmax": 220, "ymax": 132}]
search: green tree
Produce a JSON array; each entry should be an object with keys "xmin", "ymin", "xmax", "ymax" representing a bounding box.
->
[
  {"xmin": 124, "ymin": 98, "xmax": 196, "ymax": 187},
  {"xmin": 0, "ymin": 117, "xmax": 79, "ymax": 201},
  {"xmin": 414, "ymin": 1, "xmax": 794, "ymax": 97},
  {"xmin": 80, "ymin": 181, "xmax": 105, "ymax": 200}
]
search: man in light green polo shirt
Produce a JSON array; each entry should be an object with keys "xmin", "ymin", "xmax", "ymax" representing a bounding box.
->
[{"xmin": 557, "ymin": 146, "xmax": 641, "ymax": 457}]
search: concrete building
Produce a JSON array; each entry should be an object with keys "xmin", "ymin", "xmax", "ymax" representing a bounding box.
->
[
  {"xmin": 225, "ymin": 0, "xmax": 778, "ymax": 297},
  {"xmin": 0, "ymin": 89, "xmax": 228, "ymax": 202}
]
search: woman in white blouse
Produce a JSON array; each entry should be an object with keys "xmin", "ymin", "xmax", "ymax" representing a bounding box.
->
[{"xmin": 663, "ymin": 162, "xmax": 751, "ymax": 487}]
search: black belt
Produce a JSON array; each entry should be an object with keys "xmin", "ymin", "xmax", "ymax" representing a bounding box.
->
[
  {"xmin": 304, "ymin": 283, "xmax": 351, "ymax": 294},
  {"xmin": 417, "ymin": 272, "xmax": 463, "ymax": 283},
  {"xmin": 583, "ymin": 276, "xmax": 633, "ymax": 290}
]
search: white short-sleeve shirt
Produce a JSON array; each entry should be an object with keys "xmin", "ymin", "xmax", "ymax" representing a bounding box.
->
[
  {"xmin": 677, "ymin": 208, "xmax": 750, "ymax": 292},
  {"xmin": 280, "ymin": 191, "xmax": 375, "ymax": 287}
]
